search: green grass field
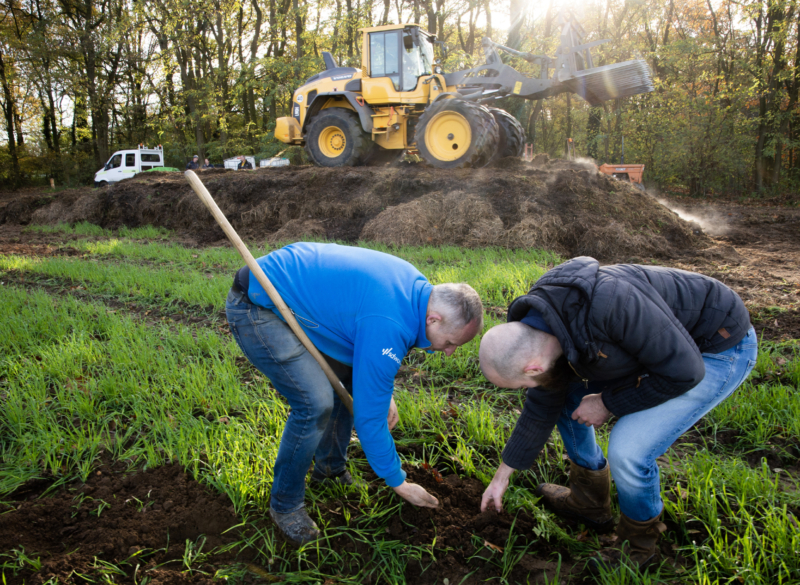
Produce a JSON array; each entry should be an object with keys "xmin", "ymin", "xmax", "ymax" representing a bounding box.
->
[{"xmin": 1, "ymin": 223, "xmax": 798, "ymax": 584}]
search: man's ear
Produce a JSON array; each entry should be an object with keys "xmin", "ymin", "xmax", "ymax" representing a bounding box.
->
[
  {"xmin": 426, "ymin": 312, "xmax": 443, "ymax": 326},
  {"xmin": 522, "ymin": 362, "xmax": 545, "ymax": 378}
]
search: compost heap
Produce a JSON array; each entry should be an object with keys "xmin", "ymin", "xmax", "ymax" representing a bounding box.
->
[{"xmin": 1, "ymin": 156, "xmax": 710, "ymax": 260}]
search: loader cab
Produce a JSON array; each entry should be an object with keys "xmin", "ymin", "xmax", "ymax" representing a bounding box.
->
[{"xmin": 361, "ymin": 25, "xmax": 436, "ymax": 102}]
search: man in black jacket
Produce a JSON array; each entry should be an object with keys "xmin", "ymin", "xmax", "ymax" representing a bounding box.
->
[{"xmin": 478, "ymin": 257, "xmax": 757, "ymax": 569}]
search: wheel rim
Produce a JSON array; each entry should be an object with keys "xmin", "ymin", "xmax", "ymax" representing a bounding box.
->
[
  {"xmin": 319, "ymin": 126, "xmax": 347, "ymax": 158},
  {"xmin": 424, "ymin": 111, "xmax": 471, "ymax": 161}
]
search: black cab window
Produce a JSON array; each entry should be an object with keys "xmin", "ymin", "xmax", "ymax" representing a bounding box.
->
[
  {"xmin": 125, "ymin": 153, "xmax": 136, "ymax": 167},
  {"xmin": 108, "ymin": 154, "xmax": 122, "ymax": 169}
]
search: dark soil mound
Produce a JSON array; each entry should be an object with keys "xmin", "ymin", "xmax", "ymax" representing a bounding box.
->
[
  {"xmin": 0, "ymin": 157, "xmax": 711, "ymax": 260},
  {"xmin": 0, "ymin": 460, "xmax": 243, "ymax": 584}
]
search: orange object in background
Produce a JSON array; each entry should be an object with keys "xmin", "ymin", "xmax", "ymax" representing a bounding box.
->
[{"xmin": 599, "ymin": 163, "xmax": 646, "ymax": 190}]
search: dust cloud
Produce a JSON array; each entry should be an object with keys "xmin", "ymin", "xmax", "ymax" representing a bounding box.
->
[{"xmin": 651, "ymin": 195, "xmax": 730, "ymax": 236}]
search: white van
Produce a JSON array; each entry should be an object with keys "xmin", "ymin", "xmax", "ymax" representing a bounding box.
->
[{"xmin": 94, "ymin": 145, "xmax": 165, "ymax": 186}]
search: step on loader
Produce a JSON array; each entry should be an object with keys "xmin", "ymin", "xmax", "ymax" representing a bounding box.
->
[{"xmin": 275, "ymin": 11, "xmax": 653, "ymax": 169}]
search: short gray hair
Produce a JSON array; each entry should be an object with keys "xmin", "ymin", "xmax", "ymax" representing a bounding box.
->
[{"xmin": 429, "ymin": 283, "xmax": 484, "ymax": 331}]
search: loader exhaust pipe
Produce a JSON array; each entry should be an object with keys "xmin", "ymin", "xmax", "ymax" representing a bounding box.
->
[{"xmin": 184, "ymin": 170, "xmax": 354, "ymax": 415}]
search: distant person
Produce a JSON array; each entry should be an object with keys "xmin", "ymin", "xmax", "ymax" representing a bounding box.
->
[
  {"xmin": 186, "ymin": 155, "xmax": 200, "ymax": 170},
  {"xmin": 226, "ymin": 243, "xmax": 483, "ymax": 545},
  {"xmin": 202, "ymin": 158, "xmax": 212, "ymax": 169},
  {"xmin": 478, "ymin": 257, "xmax": 756, "ymax": 571},
  {"xmin": 237, "ymin": 155, "xmax": 253, "ymax": 170}
]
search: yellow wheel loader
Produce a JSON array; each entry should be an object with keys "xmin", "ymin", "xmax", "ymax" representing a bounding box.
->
[{"xmin": 275, "ymin": 12, "xmax": 653, "ymax": 169}]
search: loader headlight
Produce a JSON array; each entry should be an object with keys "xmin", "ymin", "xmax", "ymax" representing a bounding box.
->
[{"xmin": 434, "ymin": 65, "xmax": 443, "ymax": 74}]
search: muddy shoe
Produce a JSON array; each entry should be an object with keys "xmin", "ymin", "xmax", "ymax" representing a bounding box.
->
[
  {"xmin": 535, "ymin": 460, "xmax": 614, "ymax": 532},
  {"xmin": 269, "ymin": 507, "xmax": 321, "ymax": 546},
  {"xmin": 589, "ymin": 512, "xmax": 666, "ymax": 573},
  {"xmin": 310, "ymin": 469, "xmax": 353, "ymax": 486}
]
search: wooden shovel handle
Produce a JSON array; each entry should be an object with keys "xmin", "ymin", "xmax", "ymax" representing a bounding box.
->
[{"xmin": 184, "ymin": 170, "xmax": 354, "ymax": 415}]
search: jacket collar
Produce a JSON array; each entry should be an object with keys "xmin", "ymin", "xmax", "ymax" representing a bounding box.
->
[
  {"xmin": 507, "ymin": 257, "xmax": 601, "ymax": 371},
  {"xmin": 415, "ymin": 280, "xmax": 433, "ymax": 349}
]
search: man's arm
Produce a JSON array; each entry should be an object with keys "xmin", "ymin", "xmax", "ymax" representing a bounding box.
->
[
  {"xmin": 597, "ymin": 280, "xmax": 706, "ymax": 417},
  {"xmin": 501, "ymin": 386, "xmax": 566, "ymax": 470},
  {"xmin": 481, "ymin": 386, "xmax": 565, "ymax": 511},
  {"xmin": 351, "ymin": 317, "xmax": 438, "ymax": 507}
]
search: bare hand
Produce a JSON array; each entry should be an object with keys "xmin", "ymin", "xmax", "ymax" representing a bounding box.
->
[
  {"xmin": 393, "ymin": 481, "xmax": 439, "ymax": 508},
  {"xmin": 481, "ymin": 462, "xmax": 515, "ymax": 512},
  {"xmin": 387, "ymin": 396, "xmax": 399, "ymax": 431},
  {"xmin": 572, "ymin": 393, "xmax": 611, "ymax": 427}
]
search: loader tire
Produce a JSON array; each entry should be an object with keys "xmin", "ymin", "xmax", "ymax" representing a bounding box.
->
[
  {"xmin": 305, "ymin": 108, "xmax": 373, "ymax": 167},
  {"xmin": 487, "ymin": 108, "xmax": 525, "ymax": 162},
  {"xmin": 416, "ymin": 99, "xmax": 499, "ymax": 169}
]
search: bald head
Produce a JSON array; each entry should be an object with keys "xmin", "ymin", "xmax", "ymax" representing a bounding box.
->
[{"xmin": 479, "ymin": 322, "xmax": 563, "ymax": 388}]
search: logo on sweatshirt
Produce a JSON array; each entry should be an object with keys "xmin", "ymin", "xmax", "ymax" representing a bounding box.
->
[{"xmin": 381, "ymin": 348, "xmax": 402, "ymax": 364}]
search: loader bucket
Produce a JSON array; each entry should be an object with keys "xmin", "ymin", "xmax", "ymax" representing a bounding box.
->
[{"xmin": 564, "ymin": 60, "xmax": 654, "ymax": 106}]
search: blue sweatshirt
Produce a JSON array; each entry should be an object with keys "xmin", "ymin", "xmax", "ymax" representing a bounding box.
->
[{"xmin": 246, "ymin": 243, "xmax": 432, "ymax": 488}]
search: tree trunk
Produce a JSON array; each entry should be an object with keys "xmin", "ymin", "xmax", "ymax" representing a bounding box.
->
[
  {"xmin": 13, "ymin": 103, "xmax": 24, "ymax": 146},
  {"xmin": 0, "ymin": 48, "xmax": 21, "ymax": 187},
  {"xmin": 484, "ymin": 0, "xmax": 491, "ymax": 40},
  {"xmin": 507, "ymin": 0, "xmax": 525, "ymax": 49},
  {"xmin": 294, "ymin": 0, "xmax": 304, "ymax": 59},
  {"xmin": 346, "ymin": 0, "xmax": 354, "ymax": 58},
  {"xmin": 611, "ymin": 98, "xmax": 622, "ymax": 163},
  {"xmin": 382, "ymin": 0, "xmax": 390, "ymax": 24},
  {"xmin": 526, "ymin": 99, "xmax": 542, "ymax": 141},
  {"xmin": 587, "ymin": 106, "xmax": 602, "ymax": 160}
]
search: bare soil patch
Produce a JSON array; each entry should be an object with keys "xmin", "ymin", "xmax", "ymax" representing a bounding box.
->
[
  {"xmin": 0, "ymin": 161, "xmax": 710, "ymax": 261},
  {"xmin": 0, "ymin": 458, "xmax": 584, "ymax": 584},
  {"xmin": 385, "ymin": 467, "xmax": 577, "ymax": 584},
  {"xmin": 307, "ymin": 464, "xmax": 584, "ymax": 585},
  {"xmin": 0, "ymin": 460, "xmax": 245, "ymax": 584},
  {"xmin": 646, "ymin": 197, "xmax": 800, "ymax": 341}
]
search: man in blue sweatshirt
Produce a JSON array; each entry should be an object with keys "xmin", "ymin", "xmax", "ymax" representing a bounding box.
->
[{"xmin": 225, "ymin": 243, "xmax": 484, "ymax": 545}]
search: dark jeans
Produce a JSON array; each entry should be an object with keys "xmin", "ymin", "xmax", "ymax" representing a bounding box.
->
[{"xmin": 225, "ymin": 288, "xmax": 354, "ymax": 513}]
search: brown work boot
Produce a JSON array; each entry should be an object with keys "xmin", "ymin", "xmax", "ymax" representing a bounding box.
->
[
  {"xmin": 535, "ymin": 460, "xmax": 614, "ymax": 532},
  {"xmin": 589, "ymin": 512, "xmax": 667, "ymax": 573}
]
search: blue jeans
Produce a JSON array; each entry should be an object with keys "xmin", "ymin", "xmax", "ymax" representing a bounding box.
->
[
  {"xmin": 558, "ymin": 327, "xmax": 758, "ymax": 522},
  {"xmin": 225, "ymin": 288, "xmax": 354, "ymax": 513}
]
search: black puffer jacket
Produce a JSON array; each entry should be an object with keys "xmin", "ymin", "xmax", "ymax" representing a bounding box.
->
[{"xmin": 501, "ymin": 257, "xmax": 751, "ymax": 469}]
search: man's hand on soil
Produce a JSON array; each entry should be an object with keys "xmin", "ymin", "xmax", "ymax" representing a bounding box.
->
[
  {"xmin": 393, "ymin": 481, "xmax": 439, "ymax": 508},
  {"xmin": 572, "ymin": 393, "xmax": 611, "ymax": 427},
  {"xmin": 387, "ymin": 396, "xmax": 399, "ymax": 431},
  {"xmin": 481, "ymin": 461, "xmax": 515, "ymax": 513}
]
